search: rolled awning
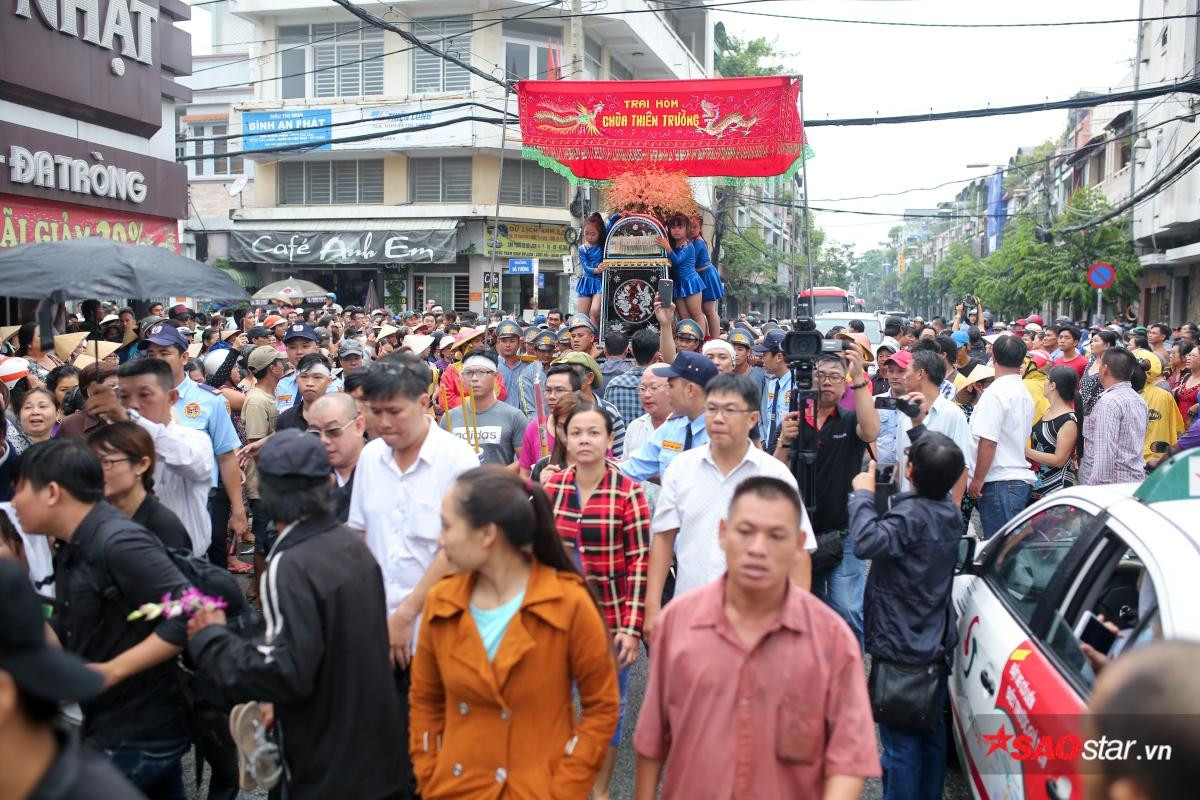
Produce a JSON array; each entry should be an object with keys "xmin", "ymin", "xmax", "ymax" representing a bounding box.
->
[{"xmin": 218, "ymin": 264, "xmax": 261, "ymax": 289}]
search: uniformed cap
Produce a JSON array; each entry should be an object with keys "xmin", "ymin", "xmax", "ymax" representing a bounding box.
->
[
  {"xmin": 568, "ymin": 314, "xmax": 597, "ymax": 334},
  {"xmin": 761, "ymin": 321, "xmax": 782, "ymax": 335},
  {"xmin": 535, "ymin": 331, "xmax": 558, "ymax": 350},
  {"xmin": 728, "ymin": 328, "xmax": 755, "ymax": 348},
  {"xmin": 258, "ymin": 429, "xmax": 332, "ymax": 481},
  {"xmin": 674, "ymin": 319, "xmax": 703, "ymax": 340},
  {"xmin": 751, "ymin": 330, "xmax": 786, "ymax": 355},
  {"xmin": 496, "ymin": 320, "xmax": 523, "ymax": 339},
  {"xmin": 523, "ymin": 327, "xmax": 539, "ymax": 345},
  {"xmin": 651, "ymin": 350, "xmax": 718, "ymax": 388},
  {"xmin": 143, "ymin": 322, "xmax": 189, "ymax": 351},
  {"xmin": 247, "ymin": 345, "xmax": 288, "ymax": 373},
  {"xmin": 282, "ymin": 323, "xmax": 318, "ymax": 343},
  {"xmin": 557, "ymin": 328, "xmax": 572, "ymax": 344}
]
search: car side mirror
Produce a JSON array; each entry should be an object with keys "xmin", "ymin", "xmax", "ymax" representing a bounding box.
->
[{"xmin": 955, "ymin": 536, "xmax": 977, "ymax": 575}]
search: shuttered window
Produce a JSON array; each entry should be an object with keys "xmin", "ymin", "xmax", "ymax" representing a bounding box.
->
[
  {"xmin": 279, "ymin": 23, "xmax": 385, "ymax": 99},
  {"xmin": 409, "ymin": 157, "xmax": 472, "ymax": 203},
  {"xmin": 412, "ymin": 17, "xmax": 473, "ymax": 93},
  {"xmin": 278, "ymin": 160, "xmax": 384, "ymax": 204},
  {"xmin": 499, "ymin": 159, "xmax": 565, "ymax": 207}
]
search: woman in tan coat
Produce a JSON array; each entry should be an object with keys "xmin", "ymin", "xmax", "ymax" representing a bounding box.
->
[{"xmin": 410, "ymin": 466, "xmax": 619, "ymax": 799}]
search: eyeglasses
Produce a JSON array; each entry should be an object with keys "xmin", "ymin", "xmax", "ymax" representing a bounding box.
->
[
  {"xmin": 638, "ymin": 385, "xmax": 666, "ymax": 395},
  {"xmin": 815, "ymin": 372, "xmax": 846, "ymax": 384},
  {"xmin": 704, "ymin": 404, "xmax": 755, "ymax": 418},
  {"xmin": 306, "ymin": 417, "xmax": 360, "ymax": 440},
  {"xmin": 461, "ymin": 369, "xmax": 495, "ymax": 379},
  {"xmin": 98, "ymin": 456, "xmax": 134, "ymax": 470}
]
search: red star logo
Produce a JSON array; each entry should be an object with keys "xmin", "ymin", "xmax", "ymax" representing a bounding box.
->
[{"xmin": 982, "ymin": 725, "xmax": 1012, "ymax": 756}]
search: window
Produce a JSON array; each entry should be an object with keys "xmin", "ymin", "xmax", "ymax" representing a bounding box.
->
[
  {"xmin": 499, "ymin": 159, "xmax": 565, "ymax": 207},
  {"xmin": 278, "ymin": 23, "xmax": 385, "ymax": 100},
  {"xmin": 981, "ymin": 504, "xmax": 1095, "ymax": 626},
  {"xmin": 502, "ymin": 19, "xmax": 563, "ymax": 80},
  {"xmin": 278, "ymin": 159, "xmax": 384, "ymax": 204},
  {"xmin": 584, "ymin": 37, "xmax": 602, "ymax": 80},
  {"xmin": 409, "ymin": 157, "xmax": 472, "ymax": 202},
  {"xmin": 412, "ymin": 17, "xmax": 473, "ymax": 93},
  {"xmin": 610, "ymin": 57, "xmax": 632, "ymax": 81},
  {"xmin": 182, "ymin": 123, "xmax": 243, "ymax": 178}
]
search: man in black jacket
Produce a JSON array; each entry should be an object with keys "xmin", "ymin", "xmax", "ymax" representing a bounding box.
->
[
  {"xmin": 186, "ymin": 429, "xmax": 406, "ymax": 800},
  {"xmin": 848, "ymin": 430, "xmax": 964, "ymax": 800},
  {"xmin": 10, "ymin": 439, "xmax": 193, "ymax": 799}
]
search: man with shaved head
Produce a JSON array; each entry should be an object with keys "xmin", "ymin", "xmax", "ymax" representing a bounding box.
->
[
  {"xmin": 1086, "ymin": 641, "xmax": 1200, "ymax": 800},
  {"xmin": 306, "ymin": 393, "xmax": 365, "ymax": 522}
]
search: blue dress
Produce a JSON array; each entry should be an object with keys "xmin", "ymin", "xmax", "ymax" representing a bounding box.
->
[
  {"xmin": 693, "ymin": 237, "xmax": 725, "ymax": 302},
  {"xmin": 576, "ymin": 243, "xmax": 603, "ymax": 297},
  {"xmin": 666, "ymin": 240, "xmax": 705, "ymax": 298}
]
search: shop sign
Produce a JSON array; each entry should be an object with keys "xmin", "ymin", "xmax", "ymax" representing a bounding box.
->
[
  {"xmin": 485, "ymin": 222, "xmax": 570, "ymax": 257},
  {"xmin": 230, "ymin": 228, "xmax": 458, "ymax": 265},
  {"xmin": 240, "ymin": 103, "xmax": 476, "ymax": 153},
  {"xmin": 0, "ymin": 193, "xmax": 179, "ymax": 250},
  {"xmin": 3, "ymin": 0, "xmax": 191, "ymax": 137},
  {"xmin": 0, "ymin": 121, "xmax": 186, "ymax": 219},
  {"xmin": 242, "ymin": 110, "xmax": 333, "ymax": 152}
]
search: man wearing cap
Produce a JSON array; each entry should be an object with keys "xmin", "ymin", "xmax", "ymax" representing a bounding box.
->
[
  {"xmin": 241, "ymin": 346, "xmax": 287, "ymax": 586},
  {"xmin": 0, "ymin": 558, "xmax": 144, "ymax": 798},
  {"xmin": 568, "ymin": 313, "xmax": 600, "ymax": 358},
  {"xmin": 754, "ymin": 330, "xmax": 793, "ymax": 450},
  {"xmin": 555, "ymin": 351, "xmax": 627, "ymax": 457},
  {"xmin": 276, "ymin": 324, "xmax": 343, "ymax": 413},
  {"xmin": 12, "ymin": 439, "xmax": 194, "ymax": 795},
  {"xmin": 729, "ymin": 327, "xmax": 766, "ymax": 388},
  {"xmin": 278, "ymin": 353, "xmax": 334, "ymax": 434},
  {"xmin": 446, "ymin": 349, "xmax": 527, "ymax": 467},
  {"xmin": 495, "ymin": 320, "xmax": 538, "ymax": 417},
  {"xmin": 247, "ymin": 326, "xmax": 274, "ymax": 348},
  {"xmin": 557, "ymin": 327, "xmax": 573, "ymax": 354},
  {"xmin": 336, "ymin": 338, "xmax": 367, "ymax": 375},
  {"xmin": 516, "ymin": 329, "xmax": 559, "ymax": 416},
  {"xmin": 143, "ymin": 322, "xmax": 247, "ymax": 569},
  {"xmin": 872, "ymin": 349, "xmax": 911, "ymax": 465},
  {"xmin": 188, "ymin": 430, "xmax": 407, "ymax": 800},
  {"xmin": 605, "ymin": 328, "xmax": 659, "ymax": 428},
  {"xmin": 672, "ymin": 319, "xmax": 703, "ymax": 355},
  {"xmin": 619, "ymin": 351, "xmax": 716, "ymax": 482}
]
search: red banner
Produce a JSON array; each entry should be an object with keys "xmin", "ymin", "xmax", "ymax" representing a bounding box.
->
[
  {"xmin": 517, "ymin": 76, "xmax": 804, "ymax": 182},
  {"xmin": 0, "ymin": 194, "xmax": 179, "ymax": 251}
]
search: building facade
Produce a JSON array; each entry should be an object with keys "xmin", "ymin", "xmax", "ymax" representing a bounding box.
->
[{"xmin": 195, "ymin": 0, "xmax": 711, "ymax": 313}]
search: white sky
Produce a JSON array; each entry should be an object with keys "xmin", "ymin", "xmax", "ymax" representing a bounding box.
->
[{"xmin": 716, "ymin": 0, "xmax": 1141, "ymax": 253}]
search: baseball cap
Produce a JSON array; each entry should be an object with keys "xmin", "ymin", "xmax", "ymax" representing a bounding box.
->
[
  {"xmin": 674, "ymin": 319, "xmax": 703, "ymax": 340},
  {"xmin": 143, "ymin": 322, "xmax": 189, "ymax": 351},
  {"xmin": 652, "ymin": 350, "xmax": 719, "ymax": 388},
  {"xmin": 247, "ymin": 345, "xmax": 288, "ymax": 373},
  {"xmin": 950, "ymin": 331, "xmax": 970, "ymax": 347},
  {"xmin": 568, "ymin": 314, "xmax": 597, "ymax": 334},
  {"xmin": 258, "ymin": 429, "xmax": 332, "ymax": 481},
  {"xmin": 438, "ymin": 334, "xmax": 456, "ymax": 351},
  {"xmin": 553, "ymin": 351, "xmax": 605, "ymax": 388},
  {"xmin": 1027, "ymin": 351, "xmax": 1050, "ymax": 369},
  {"xmin": 1027, "ymin": 314, "xmax": 1044, "ymax": 325},
  {"xmin": 247, "ymin": 326, "xmax": 272, "ymax": 340},
  {"xmin": 168, "ymin": 304, "xmax": 193, "ymax": 319},
  {"xmin": 496, "ymin": 320, "xmax": 522, "ymax": 339},
  {"xmin": 873, "ymin": 336, "xmax": 901, "ymax": 360},
  {"xmin": 339, "ymin": 339, "xmax": 366, "ymax": 359},
  {"xmin": 1014, "ymin": 318, "xmax": 1028, "ymax": 327},
  {"xmin": 0, "ymin": 559, "xmax": 104, "ymax": 703},
  {"xmin": 1025, "ymin": 322, "xmax": 1043, "ymax": 333},
  {"xmin": 282, "ymin": 323, "xmax": 318, "ymax": 343},
  {"xmin": 138, "ymin": 315, "xmax": 165, "ymax": 336},
  {"xmin": 751, "ymin": 329, "xmax": 786, "ymax": 355},
  {"xmin": 880, "ymin": 350, "xmax": 913, "ymax": 370}
]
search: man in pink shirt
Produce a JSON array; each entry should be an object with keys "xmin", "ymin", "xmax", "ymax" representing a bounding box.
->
[
  {"xmin": 634, "ymin": 476, "xmax": 880, "ymax": 800},
  {"xmin": 517, "ymin": 363, "xmax": 580, "ymax": 477}
]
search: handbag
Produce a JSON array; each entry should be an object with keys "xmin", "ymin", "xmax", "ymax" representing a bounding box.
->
[
  {"xmin": 811, "ymin": 530, "xmax": 846, "ymax": 573},
  {"xmin": 867, "ymin": 658, "xmax": 946, "ymax": 733}
]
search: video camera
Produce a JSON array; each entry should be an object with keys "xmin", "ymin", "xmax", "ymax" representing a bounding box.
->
[{"xmin": 781, "ymin": 318, "xmax": 845, "ymax": 390}]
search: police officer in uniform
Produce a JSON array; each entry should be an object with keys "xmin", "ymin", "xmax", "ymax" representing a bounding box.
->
[
  {"xmin": 618, "ymin": 351, "xmax": 717, "ymax": 482},
  {"xmin": 673, "ymin": 319, "xmax": 704, "ymax": 354},
  {"xmin": 495, "ymin": 320, "xmax": 539, "ymax": 418},
  {"xmin": 275, "ymin": 324, "xmax": 343, "ymax": 413},
  {"xmin": 142, "ymin": 323, "xmax": 245, "ymax": 568}
]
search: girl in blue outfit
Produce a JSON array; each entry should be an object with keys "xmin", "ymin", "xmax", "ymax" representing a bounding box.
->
[
  {"xmin": 575, "ymin": 212, "xmax": 607, "ymax": 326},
  {"xmin": 690, "ymin": 214, "xmax": 723, "ymax": 338},
  {"xmin": 655, "ymin": 212, "xmax": 707, "ymax": 337}
]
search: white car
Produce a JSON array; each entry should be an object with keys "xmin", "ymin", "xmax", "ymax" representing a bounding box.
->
[
  {"xmin": 949, "ymin": 453, "xmax": 1200, "ymax": 800},
  {"xmin": 813, "ymin": 312, "xmax": 883, "ymax": 344}
]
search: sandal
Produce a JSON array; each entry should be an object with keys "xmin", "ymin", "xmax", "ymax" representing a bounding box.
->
[
  {"xmin": 228, "ymin": 702, "xmax": 282, "ymax": 791},
  {"xmin": 228, "ymin": 559, "xmax": 252, "ymax": 574}
]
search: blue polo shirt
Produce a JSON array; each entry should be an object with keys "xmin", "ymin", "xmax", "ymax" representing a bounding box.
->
[
  {"xmin": 174, "ymin": 377, "xmax": 241, "ymax": 488},
  {"xmin": 618, "ymin": 414, "xmax": 707, "ymax": 482},
  {"xmin": 275, "ymin": 371, "xmax": 344, "ymax": 413}
]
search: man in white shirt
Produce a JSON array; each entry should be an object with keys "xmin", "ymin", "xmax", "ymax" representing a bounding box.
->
[
  {"xmin": 897, "ymin": 350, "xmax": 974, "ymax": 503},
  {"xmin": 645, "ymin": 373, "xmax": 815, "ymax": 637},
  {"xmin": 968, "ymin": 334, "xmax": 1035, "ymax": 539},
  {"xmin": 623, "ymin": 370, "xmax": 672, "ymax": 458},
  {"xmin": 88, "ymin": 358, "xmax": 214, "ymax": 556}
]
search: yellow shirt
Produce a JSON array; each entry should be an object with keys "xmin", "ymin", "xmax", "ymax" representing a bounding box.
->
[
  {"xmin": 1141, "ymin": 384, "xmax": 1185, "ymax": 460},
  {"xmin": 1022, "ymin": 374, "xmax": 1051, "ymax": 426}
]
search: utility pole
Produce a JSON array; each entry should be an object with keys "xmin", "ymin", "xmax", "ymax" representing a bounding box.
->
[
  {"xmin": 568, "ymin": 0, "xmax": 583, "ymax": 80},
  {"xmin": 798, "ymin": 80, "xmax": 816, "ymax": 320},
  {"xmin": 1124, "ymin": 0, "xmax": 1146, "ymax": 327}
]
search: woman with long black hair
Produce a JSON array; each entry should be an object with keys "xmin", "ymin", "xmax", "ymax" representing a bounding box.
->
[
  {"xmin": 1025, "ymin": 366, "xmax": 1079, "ymax": 499},
  {"xmin": 655, "ymin": 212, "xmax": 706, "ymax": 337},
  {"xmin": 410, "ymin": 466, "xmax": 618, "ymax": 799}
]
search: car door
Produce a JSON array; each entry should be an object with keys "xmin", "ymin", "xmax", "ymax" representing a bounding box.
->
[{"xmin": 951, "ymin": 500, "xmax": 1102, "ymax": 800}]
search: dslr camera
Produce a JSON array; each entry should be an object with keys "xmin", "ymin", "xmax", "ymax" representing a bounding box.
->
[
  {"xmin": 874, "ymin": 395, "xmax": 921, "ymax": 419},
  {"xmin": 782, "ymin": 319, "xmax": 845, "ymax": 390}
]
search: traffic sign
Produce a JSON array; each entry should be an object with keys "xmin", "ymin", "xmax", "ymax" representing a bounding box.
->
[
  {"xmin": 1088, "ymin": 262, "xmax": 1115, "ymax": 290},
  {"xmin": 507, "ymin": 258, "xmax": 535, "ymax": 275}
]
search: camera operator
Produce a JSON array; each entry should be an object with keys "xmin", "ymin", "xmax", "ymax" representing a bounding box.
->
[{"xmin": 773, "ymin": 347, "xmax": 879, "ymax": 646}]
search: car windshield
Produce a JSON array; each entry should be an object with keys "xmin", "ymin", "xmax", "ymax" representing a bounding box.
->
[{"xmin": 814, "ymin": 316, "xmax": 882, "ymax": 343}]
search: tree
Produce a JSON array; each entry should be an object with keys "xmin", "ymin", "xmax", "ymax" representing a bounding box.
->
[
  {"xmin": 714, "ymin": 23, "xmax": 789, "ymax": 77},
  {"xmin": 720, "ymin": 227, "xmax": 776, "ymax": 302}
]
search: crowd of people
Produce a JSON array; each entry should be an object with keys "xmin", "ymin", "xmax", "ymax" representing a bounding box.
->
[{"xmin": 0, "ymin": 292, "xmax": 1197, "ymax": 800}]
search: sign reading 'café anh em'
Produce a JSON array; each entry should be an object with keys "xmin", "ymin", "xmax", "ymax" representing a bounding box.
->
[{"xmin": 231, "ymin": 229, "xmax": 458, "ymax": 266}]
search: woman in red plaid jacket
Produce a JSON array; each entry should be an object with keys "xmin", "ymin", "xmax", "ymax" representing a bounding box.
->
[{"xmin": 544, "ymin": 401, "xmax": 650, "ymax": 800}]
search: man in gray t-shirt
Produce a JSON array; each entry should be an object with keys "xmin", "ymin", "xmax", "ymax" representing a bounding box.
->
[{"xmin": 446, "ymin": 350, "xmax": 528, "ymax": 467}]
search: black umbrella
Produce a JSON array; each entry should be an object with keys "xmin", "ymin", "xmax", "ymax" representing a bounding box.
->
[
  {"xmin": 0, "ymin": 238, "xmax": 250, "ymax": 355},
  {"xmin": 0, "ymin": 238, "xmax": 249, "ymax": 301}
]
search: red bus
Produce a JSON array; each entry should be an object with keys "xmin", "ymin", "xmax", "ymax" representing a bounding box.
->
[{"xmin": 798, "ymin": 286, "xmax": 850, "ymax": 316}]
